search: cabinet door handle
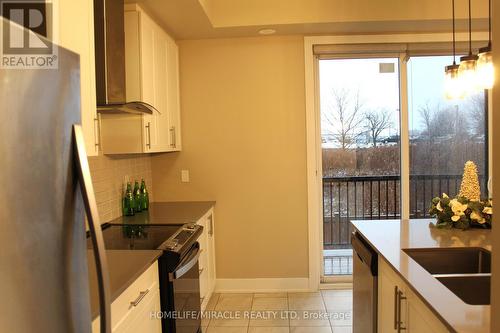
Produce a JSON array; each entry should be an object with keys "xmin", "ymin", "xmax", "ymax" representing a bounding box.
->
[
  {"xmin": 397, "ymin": 289, "xmax": 407, "ymax": 332},
  {"xmin": 208, "ymin": 214, "xmax": 213, "ymax": 236},
  {"xmin": 93, "ymin": 117, "xmax": 100, "ymax": 148},
  {"xmin": 146, "ymin": 122, "xmax": 151, "ymax": 148},
  {"xmin": 170, "ymin": 126, "xmax": 176, "ymax": 148},
  {"xmin": 130, "ymin": 289, "xmax": 149, "ymax": 307},
  {"xmin": 394, "ymin": 286, "xmax": 399, "ymax": 330}
]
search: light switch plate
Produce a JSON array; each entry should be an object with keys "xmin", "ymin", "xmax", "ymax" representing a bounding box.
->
[{"xmin": 181, "ymin": 170, "xmax": 190, "ymax": 183}]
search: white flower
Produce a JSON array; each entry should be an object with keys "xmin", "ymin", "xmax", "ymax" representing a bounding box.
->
[
  {"xmin": 442, "ymin": 193, "xmax": 449, "ymax": 198},
  {"xmin": 471, "ymin": 211, "xmax": 486, "ymax": 224},
  {"xmin": 450, "ymin": 199, "xmax": 468, "ymax": 222},
  {"xmin": 483, "ymin": 206, "xmax": 493, "ymax": 215},
  {"xmin": 436, "ymin": 201, "xmax": 443, "ymax": 212}
]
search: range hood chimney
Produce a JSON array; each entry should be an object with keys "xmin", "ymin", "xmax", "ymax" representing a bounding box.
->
[{"xmin": 93, "ymin": 0, "xmax": 154, "ymax": 114}]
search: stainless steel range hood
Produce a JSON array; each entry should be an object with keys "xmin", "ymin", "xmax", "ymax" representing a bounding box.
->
[{"xmin": 94, "ymin": 0, "xmax": 154, "ymax": 115}]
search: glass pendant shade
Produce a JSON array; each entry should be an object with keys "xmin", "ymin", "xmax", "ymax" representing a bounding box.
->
[
  {"xmin": 458, "ymin": 54, "xmax": 479, "ymax": 93},
  {"xmin": 476, "ymin": 46, "xmax": 494, "ymax": 89},
  {"xmin": 445, "ymin": 64, "xmax": 465, "ymax": 100}
]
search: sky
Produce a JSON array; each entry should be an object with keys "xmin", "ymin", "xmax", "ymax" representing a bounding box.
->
[{"xmin": 319, "ymin": 55, "xmax": 477, "ymax": 147}]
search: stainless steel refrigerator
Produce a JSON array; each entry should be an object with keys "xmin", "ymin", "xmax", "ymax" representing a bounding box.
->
[{"xmin": 0, "ymin": 17, "xmax": 110, "ymax": 333}]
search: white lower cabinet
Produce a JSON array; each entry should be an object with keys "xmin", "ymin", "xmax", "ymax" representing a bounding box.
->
[
  {"xmin": 196, "ymin": 209, "xmax": 216, "ymax": 310},
  {"xmin": 378, "ymin": 258, "xmax": 449, "ymax": 333},
  {"xmin": 92, "ymin": 262, "xmax": 161, "ymax": 333}
]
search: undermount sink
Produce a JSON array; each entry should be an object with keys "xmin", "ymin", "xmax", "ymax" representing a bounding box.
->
[
  {"xmin": 403, "ymin": 247, "xmax": 491, "ymax": 274},
  {"xmin": 403, "ymin": 247, "xmax": 491, "ymax": 305},
  {"xmin": 435, "ymin": 275, "xmax": 490, "ymax": 305}
]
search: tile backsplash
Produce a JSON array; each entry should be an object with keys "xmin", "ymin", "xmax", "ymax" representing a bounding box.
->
[{"xmin": 88, "ymin": 154, "xmax": 153, "ymax": 223}]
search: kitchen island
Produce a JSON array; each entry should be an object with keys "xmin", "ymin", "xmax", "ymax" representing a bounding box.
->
[{"xmin": 352, "ymin": 219, "xmax": 491, "ymax": 333}]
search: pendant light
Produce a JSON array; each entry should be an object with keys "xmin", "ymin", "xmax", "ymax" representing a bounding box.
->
[
  {"xmin": 458, "ymin": 0, "xmax": 479, "ymax": 92},
  {"xmin": 476, "ymin": 0, "xmax": 494, "ymax": 89},
  {"xmin": 445, "ymin": 0, "xmax": 465, "ymax": 100}
]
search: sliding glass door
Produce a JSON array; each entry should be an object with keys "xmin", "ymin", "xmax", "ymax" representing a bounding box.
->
[{"xmin": 319, "ymin": 57, "xmax": 401, "ymax": 279}]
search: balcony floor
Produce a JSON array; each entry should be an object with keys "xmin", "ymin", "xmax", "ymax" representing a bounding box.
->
[{"xmin": 324, "ymin": 249, "xmax": 353, "ymax": 276}]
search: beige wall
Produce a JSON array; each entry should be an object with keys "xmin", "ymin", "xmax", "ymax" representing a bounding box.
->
[
  {"xmin": 491, "ymin": 1, "xmax": 499, "ymax": 331},
  {"xmin": 89, "ymin": 155, "xmax": 153, "ymax": 223},
  {"xmin": 151, "ymin": 36, "xmax": 309, "ymax": 279}
]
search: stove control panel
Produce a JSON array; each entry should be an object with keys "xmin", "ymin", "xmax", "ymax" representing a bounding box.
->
[{"xmin": 162, "ymin": 223, "xmax": 202, "ymax": 252}]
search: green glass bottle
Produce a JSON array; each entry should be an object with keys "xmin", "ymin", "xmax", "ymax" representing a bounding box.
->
[
  {"xmin": 140, "ymin": 179, "xmax": 149, "ymax": 211},
  {"xmin": 133, "ymin": 180, "xmax": 142, "ymax": 213},
  {"xmin": 122, "ymin": 182, "xmax": 135, "ymax": 216}
]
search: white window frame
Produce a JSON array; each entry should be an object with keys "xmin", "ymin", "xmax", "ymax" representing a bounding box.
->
[{"xmin": 304, "ymin": 32, "xmax": 491, "ymax": 290}]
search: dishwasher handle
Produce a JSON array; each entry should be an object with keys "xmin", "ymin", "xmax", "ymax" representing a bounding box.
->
[{"xmin": 351, "ymin": 231, "xmax": 378, "ymax": 276}]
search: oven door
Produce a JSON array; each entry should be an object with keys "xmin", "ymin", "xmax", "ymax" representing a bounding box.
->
[{"xmin": 168, "ymin": 242, "xmax": 202, "ymax": 333}]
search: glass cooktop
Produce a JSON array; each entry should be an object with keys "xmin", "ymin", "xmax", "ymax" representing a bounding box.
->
[{"xmin": 89, "ymin": 224, "xmax": 183, "ymax": 250}]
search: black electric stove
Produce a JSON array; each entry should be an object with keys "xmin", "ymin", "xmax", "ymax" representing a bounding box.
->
[{"xmin": 91, "ymin": 223, "xmax": 203, "ymax": 333}]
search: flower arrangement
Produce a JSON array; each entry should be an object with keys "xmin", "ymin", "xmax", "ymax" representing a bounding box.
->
[{"xmin": 429, "ymin": 161, "xmax": 493, "ymax": 230}]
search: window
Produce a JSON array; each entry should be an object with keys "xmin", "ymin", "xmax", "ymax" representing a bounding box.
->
[
  {"xmin": 408, "ymin": 56, "xmax": 488, "ymax": 217},
  {"xmin": 314, "ymin": 47, "xmax": 490, "ymax": 279}
]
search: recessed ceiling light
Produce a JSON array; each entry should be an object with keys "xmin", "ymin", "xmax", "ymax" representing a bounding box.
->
[{"xmin": 258, "ymin": 28, "xmax": 276, "ymax": 35}]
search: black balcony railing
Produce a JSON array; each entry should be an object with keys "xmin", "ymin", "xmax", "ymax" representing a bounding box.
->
[{"xmin": 322, "ymin": 174, "xmax": 486, "ymax": 249}]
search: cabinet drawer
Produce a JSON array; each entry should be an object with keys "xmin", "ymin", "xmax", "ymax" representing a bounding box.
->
[
  {"xmin": 114, "ymin": 287, "xmax": 162, "ymax": 333},
  {"xmin": 92, "ymin": 262, "xmax": 159, "ymax": 332}
]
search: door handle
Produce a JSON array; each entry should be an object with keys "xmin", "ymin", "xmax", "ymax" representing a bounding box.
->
[
  {"xmin": 394, "ymin": 286, "xmax": 398, "ymax": 330},
  {"xmin": 130, "ymin": 289, "xmax": 149, "ymax": 307},
  {"xmin": 93, "ymin": 117, "xmax": 100, "ymax": 149},
  {"xmin": 73, "ymin": 125, "xmax": 111, "ymax": 333},
  {"xmin": 170, "ymin": 126, "xmax": 176, "ymax": 148},
  {"xmin": 397, "ymin": 289, "xmax": 407, "ymax": 332},
  {"xmin": 146, "ymin": 122, "xmax": 151, "ymax": 148},
  {"xmin": 208, "ymin": 214, "xmax": 213, "ymax": 236},
  {"xmin": 169, "ymin": 245, "xmax": 200, "ymax": 280}
]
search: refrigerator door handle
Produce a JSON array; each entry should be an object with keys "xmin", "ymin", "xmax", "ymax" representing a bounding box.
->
[{"xmin": 73, "ymin": 125, "xmax": 111, "ymax": 333}]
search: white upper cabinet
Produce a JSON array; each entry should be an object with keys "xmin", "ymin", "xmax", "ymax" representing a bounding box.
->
[
  {"xmin": 59, "ymin": 0, "xmax": 99, "ymax": 156},
  {"xmin": 118, "ymin": 4, "xmax": 181, "ymax": 154},
  {"xmin": 166, "ymin": 34, "xmax": 182, "ymax": 151}
]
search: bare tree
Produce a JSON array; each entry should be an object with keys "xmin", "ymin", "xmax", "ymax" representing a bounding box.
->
[
  {"xmin": 418, "ymin": 101, "xmax": 471, "ymax": 145},
  {"xmin": 322, "ymin": 88, "xmax": 364, "ymax": 149},
  {"xmin": 364, "ymin": 109, "xmax": 392, "ymax": 147},
  {"xmin": 418, "ymin": 101, "xmax": 437, "ymax": 142},
  {"xmin": 467, "ymin": 93, "xmax": 486, "ymax": 137}
]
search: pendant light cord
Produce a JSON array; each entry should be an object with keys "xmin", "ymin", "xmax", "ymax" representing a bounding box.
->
[
  {"xmin": 452, "ymin": 0, "xmax": 456, "ymax": 64},
  {"xmin": 488, "ymin": 0, "xmax": 492, "ymax": 47},
  {"xmin": 468, "ymin": 0, "xmax": 472, "ymax": 56}
]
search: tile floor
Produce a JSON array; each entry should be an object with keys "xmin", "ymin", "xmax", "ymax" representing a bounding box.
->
[{"xmin": 201, "ymin": 290, "xmax": 352, "ymax": 333}]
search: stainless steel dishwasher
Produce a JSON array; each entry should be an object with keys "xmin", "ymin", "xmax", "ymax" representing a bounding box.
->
[{"xmin": 351, "ymin": 231, "xmax": 378, "ymax": 333}]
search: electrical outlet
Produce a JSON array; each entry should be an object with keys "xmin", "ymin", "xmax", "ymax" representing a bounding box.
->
[{"xmin": 181, "ymin": 170, "xmax": 190, "ymax": 183}]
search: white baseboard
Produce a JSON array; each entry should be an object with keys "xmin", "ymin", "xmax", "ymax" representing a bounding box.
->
[{"xmin": 215, "ymin": 278, "xmax": 310, "ymax": 293}]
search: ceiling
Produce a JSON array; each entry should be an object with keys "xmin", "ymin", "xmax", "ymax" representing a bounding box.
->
[{"xmin": 126, "ymin": 0, "xmax": 490, "ymax": 40}]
